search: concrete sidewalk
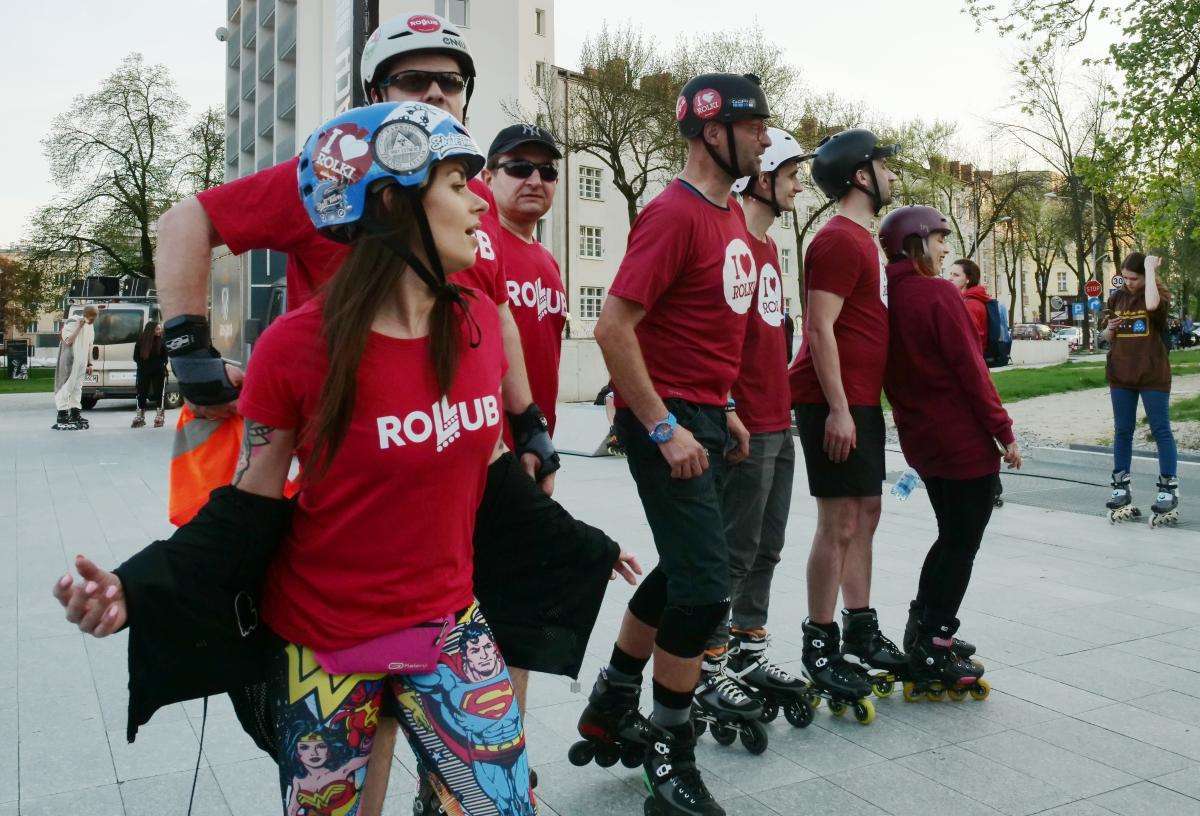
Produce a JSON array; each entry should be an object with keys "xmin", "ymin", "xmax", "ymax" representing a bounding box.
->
[{"xmin": 4, "ymin": 392, "xmax": 1200, "ymax": 815}]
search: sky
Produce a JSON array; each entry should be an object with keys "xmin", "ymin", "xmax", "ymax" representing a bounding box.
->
[{"xmin": 0, "ymin": 0, "xmax": 1118, "ymax": 247}]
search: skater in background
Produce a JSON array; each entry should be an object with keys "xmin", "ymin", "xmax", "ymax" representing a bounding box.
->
[
  {"xmin": 132, "ymin": 321, "xmax": 167, "ymax": 428},
  {"xmin": 947, "ymin": 259, "xmax": 988, "ymax": 354},
  {"xmin": 1102, "ymin": 252, "xmax": 1179, "ymax": 526},
  {"xmin": 879, "ymin": 205, "xmax": 1020, "ymax": 699},
  {"xmin": 52, "ymin": 305, "xmax": 98, "ymax": 431}
]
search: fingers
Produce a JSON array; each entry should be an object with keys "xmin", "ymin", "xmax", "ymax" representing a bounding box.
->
[
  {"xmin": 52, "ymin": 574, "xmax": 72, "ymax": 607},
  {"xmin": 77, "ymin": 595, "xmax": 110, "ymax": 633},
  {"xmin": 225, "ymin": 363, "xmax": 246, "ymax": 388},
  {"xmin": 64, "ymin": 579, "xmax": 97, "ymax": 624},
  {"xmin": 540, "ymin": 472, "xmax": 557, "ymax": 497},
  {"xmin": 616, "ymin": 564, "xmax": 638, "ymax": 585},
  {"xmin": 520, "ymin": 453, "xmax": 539, "ymax": 481},
  {"xmin": 73, "ymin": 555, "xmax": 108, "ymax": 584},
  {"xmin": 87, "ymin": 603, "xmax": 125, "ymax": 638},
  {"xmin": 626, "ymin": 554, "xmax": 643, "ymax": 575}
]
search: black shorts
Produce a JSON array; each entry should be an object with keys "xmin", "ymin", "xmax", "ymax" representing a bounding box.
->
[{"xmin": 794, "ymin": 403, "xmax": 886, "ymax": 498}]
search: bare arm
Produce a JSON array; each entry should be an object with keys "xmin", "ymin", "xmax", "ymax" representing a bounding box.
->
[
  {"xmin": 155, "ymin": 197, "xmax": 224, "ymax": 322},
  {"xmin": 805, "ymin": 290, "xmax": 856, "ymax": 463},
  {"xmin": 232, "ymin": 421, "xmax": 296, "ymax": 498},
  {"xmin": 1144, "ymin": 255, "xmax": 1161, "ymax": 312}
]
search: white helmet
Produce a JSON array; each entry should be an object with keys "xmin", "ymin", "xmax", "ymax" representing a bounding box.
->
[
  {"xmin": 732, "ymin": 128, "xmax": 809, "ymax": 197},
  {"xmin": 360, "ymin": 13, "xmax": 476, "ymax": 100}
]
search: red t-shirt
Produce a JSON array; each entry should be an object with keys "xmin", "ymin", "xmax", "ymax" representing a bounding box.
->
[
  {"xmin": 238, "ymin": 293, "xmax": 506, "ymax": 651},
  {"xmin": 499, "ymin": 226, "xmax": 565, "ymax": 436},
  {"xmin": 733, "ymin": 234, "xmax": 792, "ymax": 434},
  {"xmin": 789, "ymin": 215, "xmax": 889, "ymax": 406},
  {"xmin": 196, "ymin": 157, "xmax": 508, "ymax": 308},
  {"xmin": 609, "ymin": 179, "xmax": 756, "ymax": 408}
]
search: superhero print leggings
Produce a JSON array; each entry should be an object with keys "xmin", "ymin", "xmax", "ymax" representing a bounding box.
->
[{"xmin": 268, "ymin": 603, "xmax": 536, "ymax": 816}]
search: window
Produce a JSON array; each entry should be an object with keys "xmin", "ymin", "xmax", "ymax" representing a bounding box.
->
[
  {"xmin": 94, "ymin": 309, "xmax": 144, "ymax": 346},
  {"xmin": 580, "ymin": 286, "xmax": 604, "ymax": 319},
  {"xmin": 780, "ymin": 247, "xmax": 792, "ymax": 276},
  {"xmin": 434, "ymin": 0, "xmax": 469, "ymax": 26},
  {"xmin": 535, "ymin": 61, "xmax": 546, "ymax": 85},
  {"xmin": 579, "ymin": 166, "xmax": 602, "ymax": 200},
  {"xmin": 535, "ymin": 218, "xmax": 547, "ymax": 244},
  {"xmin": 1057, "ymin": 270, "xmax": 1069, "ymax": 291},
  {"xmin": 579, "ymin": 226, "xmax": 603, "ymax": 258},
  {"xmin": 783, "ymin": 297, "xmax": 792, "ymax": 314},
  {"xmin": 53, "ymin": 319, "xmax": 64, "ymax": 333},
  {"xmin": 779, "ymin": 211, "xmax": 792, "ymax": 229},
  {"xmin": 535, "ymin": 8, "xmax": 546, "ymax": 35},
  {"xmin": 25, "ymin": 321, "xmax": 38, "ymax": 333}
]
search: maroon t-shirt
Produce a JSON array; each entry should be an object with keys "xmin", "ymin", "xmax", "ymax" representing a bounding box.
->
[
  {"xmin": 196, "ymin": 157, "xmax": 508, "ymax": 308},
  {"xmin": 499, "ymin": 226, "xmax": 566, "ymax": 436},
  {"xmin": 733, "ymin": 234, "xmax": 791, "ymax": 434},
  {"xmin": 609, "ymin": 179, "xmax": 756, "ymax": 408},
  {"xmin": 789, "ymin": 214, "xmax": 889, "ymax": 406}
]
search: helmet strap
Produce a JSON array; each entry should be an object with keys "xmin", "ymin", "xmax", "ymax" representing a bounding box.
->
[
  {"xmin": 703, "ymin": 122, "xmax": 741, "ymax": 182},
  {"xmin": 746, "ymin": 170, "xmax": 782, "ymax": 217},
  {"xmin": 849, "ymin": 161, "xmax": 885, "ymax": 215}
]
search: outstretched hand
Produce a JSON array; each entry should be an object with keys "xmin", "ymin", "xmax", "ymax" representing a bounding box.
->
[
  {"xmin": 610, "ymin": 546, "xmax": 643, "ymax": 585},
  {"xmin": 52, "ymin": 555, "xmax": 126, "ymax": 637}
]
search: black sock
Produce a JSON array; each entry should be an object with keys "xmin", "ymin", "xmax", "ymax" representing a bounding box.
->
[
  {"xmin": 650, "ymin": 680, "xmax": 693, "ymax": 728},
  {"xmin": 609, "ymin": 644, "xmax": 649, "ymax": 680},
  {"xmin": 844, "ymin": 606, "xmax": 871, "ymax": 616}
]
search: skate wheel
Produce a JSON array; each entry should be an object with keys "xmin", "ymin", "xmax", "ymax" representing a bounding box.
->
[
  {"xmin": 595, "ymin": 746, "xmax": 619, "ymax": 767},
  {"xmin": 947, "ymin": 687, "xmax": 969, "ymax": 702},
  {"xmin": 784, "ymin": 699, "xmax": 813, "ymax": 728},
  {"xmin": 902, "ymin": 682, "xmax": 921, "ymax": 703},
  {"xmin": 925, "ymin": 687, "xmax": 946, "ymax": 702},
  {"xmin": 643, "ymin": 796, "xmax": 661, "ymax": 816},
  {"xmin": 872, "ymin": 680, "xmax": 894, "ymax": 698},
  {"xmin": 760, "ymin": 699, "xmax": 779, "ymax": 723},
  {"xmin": 828, "ymin": 700, "xmax": 847, "ymax": 716},
  {"xmin": 693, "ymin": 717, "xmax": 708, "ymax": 737},
  {"xmin": 711, "ymin": 722, "xmax": 737, "ymax": 746},
  {"xmin": 853, "ymin": 698, "xmax": 875, "ymax": 725},
  {"xmin": 621, "ymin": 744, "xmax": 645, "ymax": 768},
  {"xmin": 740, "ymin": 719, "xmax": 769, "ymax": 755},
  {"xmin": 969, "ymin": 679, "xmax": 991, "ymax": 701},
  {"xmin": 807, "ymin": 693, "xmax": 821, "ymax": 711},
  {"xmin": 567, "ymin": 740, "xmax": 595, "ymax": 767}
]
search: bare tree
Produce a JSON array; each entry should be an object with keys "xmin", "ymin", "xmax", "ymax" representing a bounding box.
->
[{"xmin": 179, "ymin": 106, "xmax": 226, "ymax": 194}]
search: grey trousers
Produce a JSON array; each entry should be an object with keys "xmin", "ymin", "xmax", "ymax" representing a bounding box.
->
[{"xmin": 710, "ymin": 429, "xmax": 796, "ymax": 648}]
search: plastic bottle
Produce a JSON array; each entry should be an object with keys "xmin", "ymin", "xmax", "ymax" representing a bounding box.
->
[{"xmin": 891, "ymin": 468, "xmax": 920, "ymax": 501}]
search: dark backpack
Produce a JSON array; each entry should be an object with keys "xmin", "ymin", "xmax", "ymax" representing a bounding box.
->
[{"xmin": 984, "ymin": 299, "xmax": 1012, "ymax": 368}]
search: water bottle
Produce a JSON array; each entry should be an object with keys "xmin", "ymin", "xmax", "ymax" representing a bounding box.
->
[{"xmin": 891, "ymin": 468, "xmax": 920, "ymax": 501}]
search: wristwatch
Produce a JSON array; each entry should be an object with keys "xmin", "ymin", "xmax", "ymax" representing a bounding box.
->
[
  {"xmin": 724, "ymin": 398, "xmax": 737, "ymax": 413},
  {"xmin": 648, "ymin": 413, "xmax": 677, "ymax": 444}
]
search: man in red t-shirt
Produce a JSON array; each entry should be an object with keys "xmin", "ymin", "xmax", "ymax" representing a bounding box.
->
[
  {"xmin": 579, "ymin": 73, "xmax": 770, "ymax": 816},
  {"xmin": 714, "ymin": 128, "xmax": 811, "ymax": 702},
  {"xmin": 482, "ymin": 123, "xmax": 567, "ymax": 440},
  {"xmin": 788, "ymin": 129, "xmax": 906, "ymax": 705}
]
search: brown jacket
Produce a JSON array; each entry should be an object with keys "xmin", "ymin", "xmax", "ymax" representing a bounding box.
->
[{"xmin": 1104, "ymin": 288, "xmax": 1171, "ymax": 391}]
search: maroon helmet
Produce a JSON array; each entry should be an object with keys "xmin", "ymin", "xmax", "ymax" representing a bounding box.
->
[{"xmin": 879, "ymin": 205, "xmax": 951, "ymax": 260}]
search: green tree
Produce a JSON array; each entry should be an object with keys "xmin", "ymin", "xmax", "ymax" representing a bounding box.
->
[{"xmin": 0, "ymin": 255, "xmax": 59, "ymax": 339}]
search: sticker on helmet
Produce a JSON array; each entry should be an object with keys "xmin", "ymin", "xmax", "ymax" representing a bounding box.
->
[
  {"xmin": 313, "ymin": 124, "xmax": 374, "ymax": 184},
  {"xmin": 374, "ymin": 120, "xmax": 431, "ymax": 174},
  {"xmin": 313, "ymin": 181, "xmax": 353, "ymax": 223},
  {"xmin": 693, "ymin": 89, "xmax": 722, "ymax": 120},
  {"xmin": 729, "ymin": 98, "xmax": 756, "ymax": 109},
  {"xmin": 407, "ymin": 14, "xmax": 441, "ymax": 33},
  {"xmin": 429, "ymin": 132, "xmax": 475, "ymax": 154},
  {"xmin": 675, "ymin": 95, "xmax": 688, "ymax": 121}
]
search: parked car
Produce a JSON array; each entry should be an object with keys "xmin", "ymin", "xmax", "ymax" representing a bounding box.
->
[
  {"xmin": 1013, "ymin": 323, "xmax": 1054, "ymax": 341},
  {"xmin": 1052, "ymin": 326, "xmax": 1083, "ymax": 350}
]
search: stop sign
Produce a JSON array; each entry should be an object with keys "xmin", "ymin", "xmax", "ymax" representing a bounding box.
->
[{"xmin": 1085, "ymin": 279, "xmax": 1103, "ymax": 298}]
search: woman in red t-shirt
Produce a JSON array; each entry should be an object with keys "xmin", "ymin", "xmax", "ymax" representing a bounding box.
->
[
  {"xmin": 879, "ymin": 206, "xmax": 1022, "ymax": 702},
  {"xmin": 948, "ymin": 258, "xmax": 989, "ymax": 354}
]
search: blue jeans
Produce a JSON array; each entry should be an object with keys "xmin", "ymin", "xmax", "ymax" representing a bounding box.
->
[{"xmin": 1111, "ymin": 388, "xmax": 1177, "ymax": 477}]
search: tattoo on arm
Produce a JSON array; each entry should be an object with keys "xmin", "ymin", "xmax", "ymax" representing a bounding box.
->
[{"xmin": 233, "ymin": 421, "xmax": 277, "ymax": 486}]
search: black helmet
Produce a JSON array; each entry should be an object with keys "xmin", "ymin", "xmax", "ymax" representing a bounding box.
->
[
  {"xmin": 810, "ymin": 128, "xmax": 900, "ymax": 213},
  {"xmin": 676, "ymin": 73, "xmax": 771, "ymax": 181}
]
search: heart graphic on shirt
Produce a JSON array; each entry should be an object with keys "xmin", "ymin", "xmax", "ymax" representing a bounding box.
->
[
  {"xmin": 757, "ymin": 262, "xmax": 784, "ymax": 327},
  {"xmin": 339, "ymin": 134, "xmax": 370, "ymax": 161},
  {"xmin": 722, "ymin": 237, "xmax": 757, "ymax": 315}
]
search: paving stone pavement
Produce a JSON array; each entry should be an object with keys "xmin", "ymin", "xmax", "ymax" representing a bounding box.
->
[{"xmin": 4, "ymin": 391, "xmax": 1200, "ymax": 815}]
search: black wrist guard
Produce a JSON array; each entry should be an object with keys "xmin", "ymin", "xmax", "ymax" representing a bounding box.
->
[
  {"xmin": 163, "ymin": 315, "xmax": 240, "ymax": 406},
  {"xmin": 508, "ymin": 403, "xmax": 561, "ymax": 481}
]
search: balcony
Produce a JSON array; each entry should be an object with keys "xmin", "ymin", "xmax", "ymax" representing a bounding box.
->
[
  {"xmin": 226, "ymin": 78, "xmax": 240, "ymax": 114},
  {"xmin": 227, "ymin": 0, "xmax": 240, "ymax": 20},
  {"xmin": 240, "ymin": 63, "xmax": 255, "ymax": 100},
  {"xmin": 241, "ymin": 18, "xmax": 256, "ymax": 48},
  {"xmin": 275, "ymin": 132, "xmax": 295, "ymax": 162},
  {"xmin": 257, "ymin": 93, "xmax": 274, "ymax": 136},
  {"xmin": 276, "ymin": 9, "xmax": 296, "ymax": 60},
  {"xmin": 276, "ymin": 70, "xmax": 295, "ymax": 120},
  {"xmin": 240, "ymin": 117, "xmax": 255, "ymax": 153},
  {"xmin": 225, "ymin": 135, "xmax": 237, "ymax": 166},
  {"xmin": 227, "ymin": 33, "xmax": 240, "ymax": 69},
  {"xmin": 258, "ymin": 33, "xmax": 275, "ymax": 80},
  {"xmin": 259, "ymin": 0, "xmax": 275, "ymax": 27}
]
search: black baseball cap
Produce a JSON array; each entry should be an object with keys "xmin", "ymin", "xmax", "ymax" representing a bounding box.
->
[{"xmin": 487, "ymin": 123, "xmax": 562, "ymax": 160}]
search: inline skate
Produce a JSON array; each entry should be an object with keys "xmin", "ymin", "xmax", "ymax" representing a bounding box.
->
[
  {"xmin": 800, "ymin": 619, "xmax": 875, "ymax": 724},
  {"xmin": 642, "ymin": 720, "xmax": 724, "ymax": 816},
  {"xmin": 51, "ymin": 410, "xmax": 82, "ymax": 431},
  {"xmin": 904, "ymin": 601, "xmax": 975, "ymax": 661},
  {"xmin": 726, "ymin": 627, "xmax": 814, "ymax": 728},
  {"xmin": 903, "ymin": 618, "xmax": 990, "ymax": 703},
  {"xmin": 569, "ymin": 669, "xmax": 653, "ymax": 768},
  {"xmin": 1107, "ymin": 470, "xmax": 1142, "ymax": 523},
  {"xmin": 841, "ymin": 608, "xmax": 908, "ymax": 699},
  {"xmin": 1151, "ymin": 476, "xmax": 1179, "ymax": 528},
  {"xmin": 131, "ymin": 409, "xmax": 146, "ymax": 428},
  {"xmin": 69, "ymin": 408, "xmax": 89, "ymax": 429},
  {"xmin": 691, "ymin": 646, "xmax": 768, "ymax": 754}
]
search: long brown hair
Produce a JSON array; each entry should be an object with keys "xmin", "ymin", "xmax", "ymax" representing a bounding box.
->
[
  {"xmin": 135, "ymin": 321, "xmax": 160, "ymax": 361},
  {"xmin": 902, "ymin": 234, "xmax": 939, "ymax": 278},
  {"xmin": 306, "ymin": 187, "xmax": 466, "ymax": 480}
]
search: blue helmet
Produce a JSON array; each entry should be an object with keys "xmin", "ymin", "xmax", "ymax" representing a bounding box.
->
[{"xmin": 297, "ymin": 101, "xmax": 485, "ymax": 241}]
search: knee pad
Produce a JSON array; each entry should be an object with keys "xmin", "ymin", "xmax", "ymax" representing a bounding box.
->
[
  {"xmin": 655, "ymin": 599, "xmax": 731, "ymax": 657},
  {"xmin": 627, "ymin": 568, "xmax": 667, "ymax": 627}
]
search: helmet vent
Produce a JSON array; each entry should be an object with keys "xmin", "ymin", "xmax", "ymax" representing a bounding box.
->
[{"xmin": 388, "ymin": 31, "xmax": 415, "ymax": 39}]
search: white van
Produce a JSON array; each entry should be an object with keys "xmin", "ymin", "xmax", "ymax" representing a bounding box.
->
[{"xmin": 65, "ymin": 297, "xmax": 182, "ymax": 410}]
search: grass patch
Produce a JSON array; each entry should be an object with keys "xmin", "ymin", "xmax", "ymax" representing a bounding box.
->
[
  {"xmin": 1165, "ymin": 394, "xmax": 1200, "ymax": 423},
  {"xmin": 991, "ymin": 348, "xmax": 1200, "ymax": 403},
  {"xmin": 0, "ymin": 367, "xmax": 56, "ymax": 394}
]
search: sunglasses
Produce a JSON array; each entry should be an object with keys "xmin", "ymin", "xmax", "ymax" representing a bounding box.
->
[
  {"xmin": 379, "ymin": 70, "xmax": 467, "ymax": 95},
  {"xmin": 497, "ymin": 160, "xmax": 559, "ymax": 182}
]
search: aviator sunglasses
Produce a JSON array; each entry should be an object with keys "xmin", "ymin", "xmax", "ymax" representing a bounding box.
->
[
  {"xmin": 497, "ymin": 160, "xmax": 559, "ymax": 182},
  {"xmin": 379, "ymin": 69, "xmax": 468, "ymax": 95}
]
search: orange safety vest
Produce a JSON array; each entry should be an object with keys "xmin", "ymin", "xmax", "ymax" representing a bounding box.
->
[{"xmin": 168, "ymin": 406, "xmax": 302, "ymax": 526}]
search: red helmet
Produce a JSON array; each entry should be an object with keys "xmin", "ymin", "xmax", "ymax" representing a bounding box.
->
[{"xmin": 878, "ymin": 206, "xmax": 951, "ymax": 260}]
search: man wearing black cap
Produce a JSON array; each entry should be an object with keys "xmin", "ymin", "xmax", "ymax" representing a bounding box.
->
[{"xmin": 484, "ymin": 124, "xmax": 567, "ymax": 445}]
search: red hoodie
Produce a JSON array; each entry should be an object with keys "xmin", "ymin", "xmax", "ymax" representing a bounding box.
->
[
  {"xmin": 962, "ymin": 285, "xmax": 990, "ymax": 354},
  {"xmin": 883, "ymin": 260, "xmax": 1015, "ymax": 479}
]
